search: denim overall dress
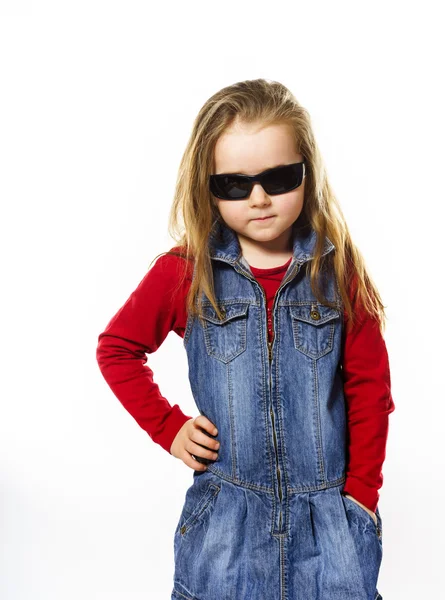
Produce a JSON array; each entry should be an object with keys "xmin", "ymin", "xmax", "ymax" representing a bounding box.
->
[{"xmin": 171, "ymin": 220, "xmax": 383, "ymax": 600}]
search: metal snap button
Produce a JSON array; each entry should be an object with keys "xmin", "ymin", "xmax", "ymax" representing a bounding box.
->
[
  {"xmin": 310, "ymin": 308, "xmax": 320, "ymax": 320},
  {"xmin": 220, "ymin": 306, "xmax": 226, "ymax": 317}
]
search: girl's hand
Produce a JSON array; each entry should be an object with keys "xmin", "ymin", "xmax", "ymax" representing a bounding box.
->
[
  {"xmin": 343, "ymin": 493, "xmax": 378, "ymax": 525},
  {"xmin": 170, "ymin": 415, "xmax": 220, "ymax": 470}
]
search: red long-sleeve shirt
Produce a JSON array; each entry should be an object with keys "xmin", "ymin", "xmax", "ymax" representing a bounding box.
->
[{"xmin": 96, "ymin": 247, "xmax": 395, "ymax": 512}]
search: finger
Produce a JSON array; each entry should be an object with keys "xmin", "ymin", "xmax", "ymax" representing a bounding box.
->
[
  {"xmin": 190, "ymin": 428, "xmax": 221, "ymax": 451},
  {"xmin": 181, "ymin": 450, "xmax": 208, "ymax": 471},
  {"xmin": 194, "ymin": 415, "xmax": 218, "ymax": 436},
  {"xmin": 186, "ymin": 440, "xmax": 219, "ymax": 461}
]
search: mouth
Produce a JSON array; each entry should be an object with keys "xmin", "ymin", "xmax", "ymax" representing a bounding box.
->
[{"xmin": 252, "ymin": 215, "xmax": 275, "ymax": 221}]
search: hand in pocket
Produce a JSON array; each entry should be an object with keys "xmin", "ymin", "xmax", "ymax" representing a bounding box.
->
[{"xmin": 343, "ymin": 493, "xmax": 377, "ymax": 525}]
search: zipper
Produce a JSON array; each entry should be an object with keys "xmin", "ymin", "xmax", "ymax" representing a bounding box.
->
[
  {"xmin": 209, "ymin": 255, "xmax": 302, "ymax": 529},
  {"xmin": 269, "ymin": 341, "xmax": 282, "ymax": 504},
  {"xmin": 268, "ymin": 335, "xmax": 283, "ymax": 529},
  {"xmin": 238, "ymin": 260, "xmax": 301, "ymax": 527},
  {"xmin": 238, "ymin": 272, "xmax": 283, "ymax": 504}
]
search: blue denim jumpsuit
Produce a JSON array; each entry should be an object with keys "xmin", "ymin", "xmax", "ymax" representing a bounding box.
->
[{"xmin": 171, "ymin": 220, "xmax": 384, "ymax": 600}]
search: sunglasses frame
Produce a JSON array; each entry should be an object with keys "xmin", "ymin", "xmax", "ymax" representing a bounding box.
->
[{"xmin": 209, "ymin": 160, "xmax": 306, "ymax": 200}]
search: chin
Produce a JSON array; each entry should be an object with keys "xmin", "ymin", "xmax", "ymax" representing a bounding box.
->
[{"xmin": 247, "ymin": 231, "xmax": 282, "ymax": 242}]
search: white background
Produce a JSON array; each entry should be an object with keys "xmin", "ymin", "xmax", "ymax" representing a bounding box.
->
[{"xmin": 1, "ymin": 1, "xmax": 443, "ymax": 598}]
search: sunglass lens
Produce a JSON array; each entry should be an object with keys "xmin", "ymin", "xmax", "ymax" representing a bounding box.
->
[
  {"xmin": 262, "ymin": 163, "xmax": 303, "ymax": 195},
  {"xmin": 211, "ymin": 175, "xmax": 250, "ymax": 200}
]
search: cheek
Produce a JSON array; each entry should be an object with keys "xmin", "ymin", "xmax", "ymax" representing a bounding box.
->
[
  {"xmin": 276, "ymin": 191, "xmax": 304, "ymax": 217},
  {"xmin": 217, "ymin": 201, "xmax": 245, "ymax": 223}
]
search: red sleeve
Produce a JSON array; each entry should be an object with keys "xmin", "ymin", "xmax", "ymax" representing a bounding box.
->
[
  {"xmin": 341, "ymin": 274, "xmax": 396, "ymax": 513},
  {"xmin": 96, "ymin": 248, "xmax": 194, "ymax": 455}
]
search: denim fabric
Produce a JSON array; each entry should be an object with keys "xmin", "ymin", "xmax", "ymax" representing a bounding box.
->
[{"xmin": 172, "ymin": 221, "xmax": 383, "ymax": 599}]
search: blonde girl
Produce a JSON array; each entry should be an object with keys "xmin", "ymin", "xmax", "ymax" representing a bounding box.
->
[{"xmin": 97, "ymin": 78, "xmax": 395, "ymax": 600}]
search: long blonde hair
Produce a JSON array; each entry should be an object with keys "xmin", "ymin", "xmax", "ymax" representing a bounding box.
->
[{"xmin": 151, "ymin": 78, "xmax": 387, "ymax": 335}]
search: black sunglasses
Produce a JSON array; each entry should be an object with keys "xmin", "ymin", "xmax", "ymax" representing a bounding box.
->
[{"xmin": 209, "ymin": 160, "xmax": 306, "ymax": 200}]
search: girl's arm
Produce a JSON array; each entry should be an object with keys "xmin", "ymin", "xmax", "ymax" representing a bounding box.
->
[
  {"xmin": 341, "ymin": 275, "xmax": 396, "ymax": 514},
  {"xmin": 96, "ymin": 250, "xmax": 194, "ymax": 454}
]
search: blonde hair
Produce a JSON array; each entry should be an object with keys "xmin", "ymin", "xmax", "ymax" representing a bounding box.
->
[{"xmin": 151, "ymin": 78, "xmax": 387, "ymax": 335}]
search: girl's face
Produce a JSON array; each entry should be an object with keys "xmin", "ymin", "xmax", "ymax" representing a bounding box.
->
[{"xmin": 212, "ymin": 120, "xmax": 305, "ymax": 257}]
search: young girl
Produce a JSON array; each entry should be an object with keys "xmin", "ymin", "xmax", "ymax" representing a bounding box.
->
[{"xmin": 96, "ymin": 78, "xmax": 395, "ymax": 600}]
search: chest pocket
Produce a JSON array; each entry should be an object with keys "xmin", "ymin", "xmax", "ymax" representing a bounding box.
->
[
  {"xmin": 290, "ymin": 303, "xmax": 340, "ymax": 359},
  {"xmin": 200, "ymin": 301, "xmax": 249, "ymax": 363}
]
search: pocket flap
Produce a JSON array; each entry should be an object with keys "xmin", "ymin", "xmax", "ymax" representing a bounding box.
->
[
  {"xmin": 290, "ymin": 304, "xmax": 340, "ymax": 326},
  {"xmin": 200, "ymin": 302, "xmax": 249, "ymax": 325}
]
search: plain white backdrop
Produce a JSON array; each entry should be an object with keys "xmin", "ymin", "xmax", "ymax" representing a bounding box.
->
[{"xmin": 1, "ymin": 1, "xmax": 443, "ymax": 598}]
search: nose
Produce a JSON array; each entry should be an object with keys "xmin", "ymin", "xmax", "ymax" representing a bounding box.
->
[{"xmin": 247, "ymin": 182, "xmax": 272, "ymax": 207}]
